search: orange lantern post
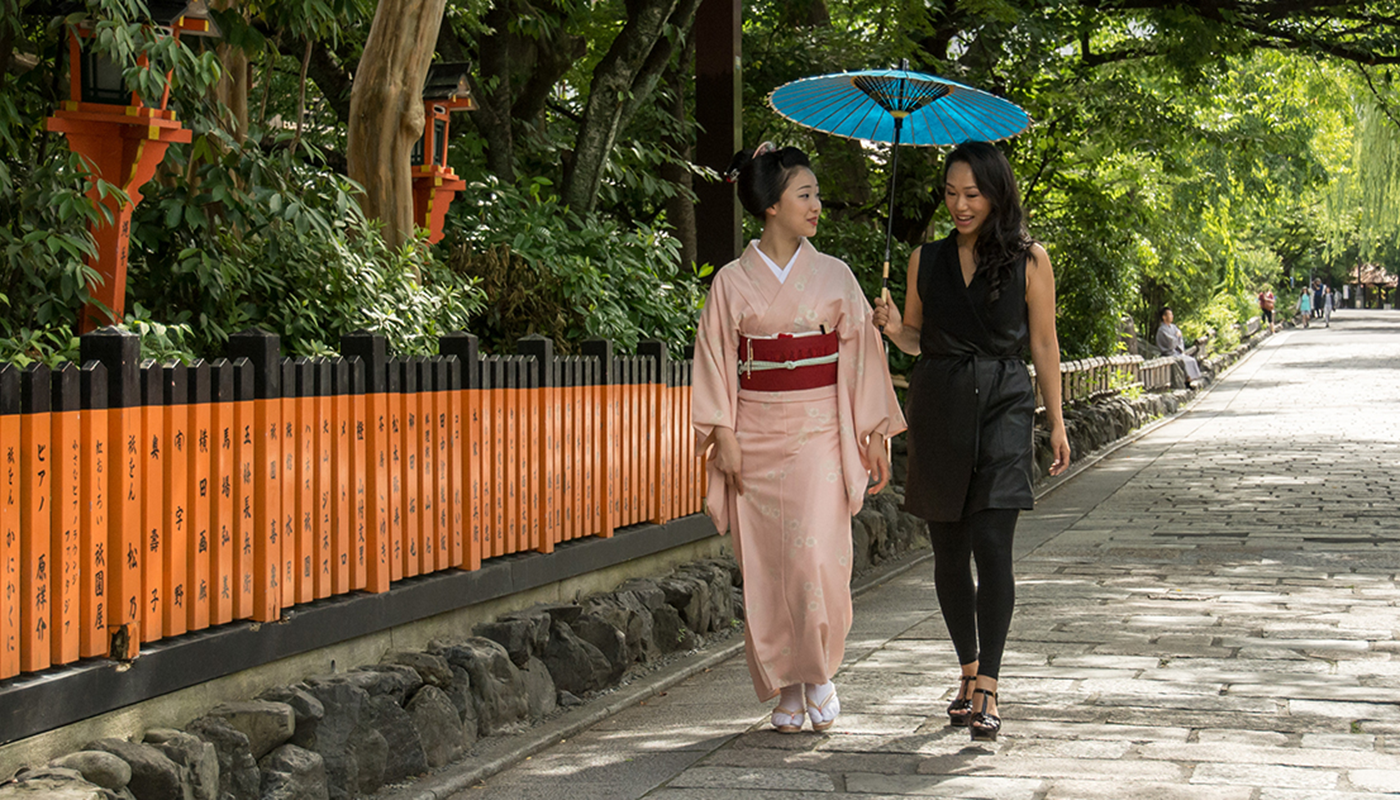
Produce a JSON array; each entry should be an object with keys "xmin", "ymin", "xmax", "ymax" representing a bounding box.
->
[
  {"xmin": 45, "ymin": 5, "xmax": 218, "ymax": 333},
  {"xmin": 411, "ymin": 65, "xmax": 474, "ymax": 245}
]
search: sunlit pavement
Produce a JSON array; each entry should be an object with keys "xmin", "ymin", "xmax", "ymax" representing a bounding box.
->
[{"xmin": 450, "ymin": 310, "xmax": 1400, "ymax": 799}]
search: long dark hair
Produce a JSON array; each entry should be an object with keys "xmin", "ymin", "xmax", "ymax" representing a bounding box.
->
[
  {"xmin": 726, "ymin": 145, "xmax": 812, "ymax": 219},
  {"xmin": 945, "ymin": 141, "xmax": 1033, "ymax": 303}
]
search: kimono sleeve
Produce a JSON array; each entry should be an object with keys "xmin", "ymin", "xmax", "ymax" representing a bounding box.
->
[
  {"xmin": 837, "ymin": 271, "xmax": 907, "ymax": 461},
  {"xmin": 693, "ymin": 268, "xmax": 741, "ymax": 446},
  {"xmin": 692, "ymin": 268, "xmax": 742, "ymax": 533}
]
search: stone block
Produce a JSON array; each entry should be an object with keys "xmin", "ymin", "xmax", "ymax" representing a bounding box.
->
[
  {"xmin": 658, "ymin": 575, "xmax": 711, "ymax": 633},
  {"xmin": 428, "ymin": 637, "xmax": 529, "ymax": 736},
  {"xmin": 1190, "ymin": 762, "xmax": 1338, "ymax": 790},
  {"xmin": 542, "ymin": 619, "xmax": 612, "ymax": 695},
  {"xmin": 205, "ymin": 701, "xmax": 296, "ymax": 759},
  {"xmin": 473, "ymin": 618, "xmax": 539, "ymax": 667},
  {"xmin": 584, "ymin": 591, "xmax": 657, "ymax": 664},
  {"xmin": 297, "ymin": 677, "xmax": 387, "ymax": 800},
  {"xmin": 87, "ymin": 739, "xmax": 189, "ymax": 800},
  {"xmin": 47, "ymin": 751, "xmax": 131, "ymax": 792},
  {"xmin": 380, "ymin": 650, "xmax": 454, "ymax": 689},
  {"xmin": 521, "ymin": 656, "xmax": 557, "ymax": 722},
  {"xmin": 0, "ymin": 774, "xmax": 109, "ymax": 800},
  {"xmin": 615, "ymin": 578, "xmax": 667, "ymax": 610},
  {"xmin": 256, "ymin": 687, "xmax": 325, "ymax": 747},
  {"xmin": 143, "ymin": 730, "xmax": 218, "ymax": 800},
  {"xmin": 572, "ymin": 612, "xmax": 630, "ymax": 681},
  {"xmin": 345, "ymin": 664, "xmax": 422, "ymax": 704},
  {"xmin": 406, "ymin": 686, "xmax": 463, "ymax": 769},
  {"xmin": 533, "ymin": 602, "xmax": 584, "ymax": 624},
  {"xmin": 256, "ymin": 745, "xmax": 328, "ymax": 800},
  {"xmin": 652, "ymin": 604, "xmax": 699, "ymax": 653},
  {"xmin": 185, "ymin": 715, "xmax": 260, "ymax": 800},
  {"xmin": 364, "ymin": 696, "xmax": 428, "ymax": 784},
  {"xmin": 668, "ymin": 766, "xmax": 836, "ymax": 792}
]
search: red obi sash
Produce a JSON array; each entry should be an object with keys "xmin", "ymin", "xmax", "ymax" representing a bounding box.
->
[{"xmin": 738, "ymin": 331, "xmax": 839, "ymax": 391}]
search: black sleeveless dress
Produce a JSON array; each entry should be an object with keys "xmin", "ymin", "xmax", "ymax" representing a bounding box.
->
[{"xmin": 902, "ymin": 232, "xmax": 1035, "ymax": 523}]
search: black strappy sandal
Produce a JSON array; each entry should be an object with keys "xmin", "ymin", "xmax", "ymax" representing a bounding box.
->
[
  {"xmin": 947, "ymin": 675, "xmax": 976, "ymax": 727},
  {"xmin": 969, "ymin": 688, "xmax": 1001, "ymax": 742}
]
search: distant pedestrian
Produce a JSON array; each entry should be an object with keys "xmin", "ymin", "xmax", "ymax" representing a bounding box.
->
[
  {"xmin": 1313, "ymin": 279, "xmax": 1325, "ymax": 319},
  {"xmin": 1257, "ymin": 288, "xmax": 1276, "ymax": 333},
  {"xmin": 1155, "ymin": 308, "xmax": 1202, "ymax": 385},
  {"xmin": 1324, "ymin": 287, "xmax": 1334, "ymax": 327},
  {"xmin": 1298, "ymin": 290, "xmax": 1312, "ymax": 328}
]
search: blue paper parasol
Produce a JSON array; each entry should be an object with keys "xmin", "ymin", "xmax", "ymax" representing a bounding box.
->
[{"xmin": 768, "ymin": 67, "xmax": 1031, "ymax": 294}]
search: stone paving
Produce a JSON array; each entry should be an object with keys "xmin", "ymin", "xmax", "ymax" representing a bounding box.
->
[{"xmin": 455, "ymin": 310, "xmax": 1400, "ymax": 799}]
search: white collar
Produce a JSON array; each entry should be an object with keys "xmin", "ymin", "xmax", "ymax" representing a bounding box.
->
[{"xmin": 751, "ymin": 240, "xmax": 801, "ymax": 284}]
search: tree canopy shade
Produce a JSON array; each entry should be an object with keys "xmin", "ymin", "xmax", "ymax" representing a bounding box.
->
[{"xmin": 1063, "ymin": 1, "xmax": 1400, "ymax": 67}]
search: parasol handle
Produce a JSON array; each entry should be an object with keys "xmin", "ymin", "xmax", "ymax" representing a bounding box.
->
[{"xmin": 878, "ymin": 115, "xmax": 904, "ymax": 333}]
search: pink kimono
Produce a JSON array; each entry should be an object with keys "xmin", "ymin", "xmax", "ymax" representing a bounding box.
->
[{"xmin": 693, "ymin": 240, "xmax": 906, "ymax": 700}]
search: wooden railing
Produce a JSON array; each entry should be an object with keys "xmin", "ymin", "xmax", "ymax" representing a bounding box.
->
[
  {"xmin": 1025, "ymin": 353, "xmax": 1174, "ymax": 410},
  {"xmin": 0, "ymin": 330, "xmax": 703, "ymax": 681}
]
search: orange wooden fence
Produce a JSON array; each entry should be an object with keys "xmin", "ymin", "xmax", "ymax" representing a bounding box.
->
[{"xmin": 0, "ymin": 330, "xmax": 705, "ymax": 681}]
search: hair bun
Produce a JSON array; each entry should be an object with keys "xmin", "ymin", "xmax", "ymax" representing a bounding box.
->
[{"xmin": 724, "ymin": 149, "xmax": 752, "ymax": 183}]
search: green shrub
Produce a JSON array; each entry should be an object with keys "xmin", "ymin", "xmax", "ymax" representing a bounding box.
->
[
  {"xmin": 126, "ymin": 136, "xmax": 482, "ymax": 358},
  {"xmin": 445, "ymin": 178, "xmax": 705, "ymax": 357}
]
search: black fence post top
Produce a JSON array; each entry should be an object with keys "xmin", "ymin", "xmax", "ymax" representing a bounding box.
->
[
  {"xmin": 140, "ymin": 360, "xmax": 161, "ymax": 406},
  {"xmin": 317, "ymin": 358, "xmax": 338, "ymax": 397},
  {"xmin": 281, "ymin": 360, "xmax": 297, "ymax": 401},
  {"xmin": 20, "ymin": 363, "xmax": 51, "ymax": 414},
  {"xmin": 581, "ymin": 339, "xmax": 613, "ymax": 384},
  {"xmin": 79, "ymin": 361, "xmax": 108, "ymax": 410},
  {"xmin": 0, "ymin": 364, "xmax": 18, "ymax": 416},
  {"xmin": 226, "ymin": 329, "xmax": 282, "ymax": 399},
  {"xmin": 343, "ymin": 332, "xmax": 387, "ymax": 394},
  {"xmin": 210, "ymin": 359, "xmax": 234, "ymax": 403},
  {"xmin": 80, "ymin": 327, "xmax": 140, "ymax": 408},
  {"xmin": 295, "ymin": 358, "xmax": 316, "ymax": 398},
  {"xmin": 637, "ymin": 340, "xmax": 669, "ymax": 364},
  {"xmin": 517, "ymin": 335, "xmax": 554, "ymax": 362},
  {"xmin": 52, "ymin": 362, "xmax": 81, "ymax": 412},
  {"xmin": 231, "ymin": 359, "xmax": 255, "ymax": 403},
  {"xmin": 187, "ymin": 359, "xmax": 211, "ymax": 405},
  {"xmin": 163, "ymin": 361, "xmax": 189, "ymax": 406}
]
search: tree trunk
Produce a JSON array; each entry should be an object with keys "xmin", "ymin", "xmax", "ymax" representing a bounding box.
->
[
  {"xmin": 212, "ymin": 1, "xmax": 249, "ymax": 140},
  {"xmin": 0, "ymin": 4, "xmax": 18, "ymax": 91},
  {"xmin": 347, "ymin": 0, "xmax": 448, "ymax": 251},
  {"xmin": 562, "ymin": 0, "xmax": 701, "ymax": 215},
  {"xmin": 306, "ymin": 38, "xmax": 353, "ymax": 125},
  {"xmin": 660, "ymin": 31, "xmax": 696, "ymax": 270},
  {"xmin": 463, "ymin": 1, "xmax": 516, "ymax": 183}
]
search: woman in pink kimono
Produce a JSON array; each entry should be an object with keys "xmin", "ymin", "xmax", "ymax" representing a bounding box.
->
[{"xmin": 693, "ymin": 143, "xmax": 906, "ymax": 733}]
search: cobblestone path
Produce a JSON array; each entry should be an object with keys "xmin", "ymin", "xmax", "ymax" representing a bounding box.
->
[{"xmin": 457, "ymin": 310, "xmax": 1400, "ymax": 799}]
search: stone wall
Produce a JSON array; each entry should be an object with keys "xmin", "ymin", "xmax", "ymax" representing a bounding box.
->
[{"xmin": 0, "ymin": 556, "xmax": 747, "ymax": 800}]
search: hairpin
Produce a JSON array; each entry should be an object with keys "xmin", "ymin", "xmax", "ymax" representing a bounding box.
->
[{"xmin": 725, "ymin": 142, "xmax": 778, "ymax": 183}]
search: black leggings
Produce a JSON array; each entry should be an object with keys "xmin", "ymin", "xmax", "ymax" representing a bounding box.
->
[{"xmin": 928, "ymin": 508, "xmax": 1019, "ymax": 680}]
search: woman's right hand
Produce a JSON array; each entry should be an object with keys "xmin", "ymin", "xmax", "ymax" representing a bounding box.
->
[
  {"xmin": 709, "ymin": 427, "xmax": 745, "ymax": 495},
  {"xmin": 873, "ymin": 290, "xmax": 902, "ymax": 337}
]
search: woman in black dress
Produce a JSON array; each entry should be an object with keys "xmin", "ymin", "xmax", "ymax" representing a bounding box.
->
[{"xmin": 873, "ymin": 141, "xmax": 1070, "ymax": 742}]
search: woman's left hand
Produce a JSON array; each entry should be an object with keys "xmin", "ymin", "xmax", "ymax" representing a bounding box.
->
[
  {"xmin": 1048, "ymin": 425, "xmax": 1071, "ymax": 476},
  {"xmin": 866, "ymin": 434, "xmax": 891, "ymax": 494}
]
